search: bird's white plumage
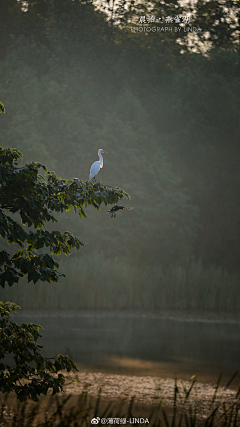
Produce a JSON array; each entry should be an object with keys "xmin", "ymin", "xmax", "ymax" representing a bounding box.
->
[{"xmin": 89, "ymin": 149, "xmax": 107, "ymax": 180}]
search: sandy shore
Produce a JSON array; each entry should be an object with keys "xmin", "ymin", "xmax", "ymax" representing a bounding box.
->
[
  {"xmin": 63, "ymin": 371, "xmax": 237, "ymax": 418},
  {"xmin": 0, "ymin": 371, "xmax": 238, "ymax": 426}
]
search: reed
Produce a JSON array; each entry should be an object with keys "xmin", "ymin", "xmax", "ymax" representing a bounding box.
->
[
  {"xmin": 0, "ymin": 375, "xmax": 239, "ymax": 427},
  {"xmin": 1, "ymin": 255, "xmax": 240, "ymax": 312}
]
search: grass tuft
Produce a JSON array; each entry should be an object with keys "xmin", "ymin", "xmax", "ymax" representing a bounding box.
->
[{"xmin": 2, "ymin": 256, "xmax": 240, "ymax": 312}]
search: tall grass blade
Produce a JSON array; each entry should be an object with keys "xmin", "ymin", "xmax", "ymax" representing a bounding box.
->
[
  {"xmin": 127, "ymin": 396, "xmax": 135, "ymax": 419},
  {"xmin": 100, "ymin": 401, "xmax": 112, "ymax": 419},
  {"xmin": 235, "ymin": 383, "xmax": 240, "ymax": 400},
  {"xmin": 204, "ymin": 405, "xmax": 220, "ymax": 427},
  {"xmin": 171, "ymin": 379, "xmax": 178, "ymax": 427},
  {"xmin": 93, "ymin": 388, "xmax": 102, "ymax": 418},
  {"xmin": 225, "ymin": 372, "xmax": 239, "ymax": 390},
  {"xmin": 210, "ymin": 370, "xmax": 223, "ymax": 409},
  {"xmin": 162, "ymin": 409, "xmax": 170, "ymax": 427}
]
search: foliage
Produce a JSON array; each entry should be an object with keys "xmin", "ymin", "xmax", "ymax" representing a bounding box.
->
[
  {"xmin": 0, "ymin": 146, "xmax": 129, "ymax": 289},
  {"xmin": 2, "ymin": 0, "xmax": 239, "ymax": 55},
  {"xmin": 0, "ymin": 146, "xmax": 130, "ymax": 400},
  {"xmin": 0, "ymin": 301, "xmax": 78, "ymax": 402},
  {"xmin": 0, "ymin": 102, "xmax": 5, "ymax": 114},
  {"xmin": 193, "ymin": 0, "xmax": 240, "ymax": 50},
  {"xmin": 133, "ymin": 0, "xmax": 240, "ymax": 53}
]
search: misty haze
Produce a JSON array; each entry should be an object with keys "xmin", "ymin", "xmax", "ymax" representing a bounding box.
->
[{"xmin": 0, "ymin": 0, "xmax": 240, "ymax": 425}]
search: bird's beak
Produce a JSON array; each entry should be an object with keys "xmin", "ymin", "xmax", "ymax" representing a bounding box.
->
[{"xmin": 103, "ymin": 151, "xmax": 107, "ymax": 153}]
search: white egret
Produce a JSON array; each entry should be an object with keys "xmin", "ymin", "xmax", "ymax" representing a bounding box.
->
[
  {"xmin": 107, "ymin": 205, "xmax": 134, "ymax": 218},
  {"xmin": 89, "ymin": 149, "xmax": 107, "ymax": 181}
]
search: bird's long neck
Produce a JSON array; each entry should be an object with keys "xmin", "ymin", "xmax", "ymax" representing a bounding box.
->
[{"xmin": 98, "ymin": 152, "xmax": 103, "ymax": 167}]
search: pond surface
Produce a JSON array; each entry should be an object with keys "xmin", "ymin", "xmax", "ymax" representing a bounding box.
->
[{"xmin": 12, "ymin": 311, "xmax": 240, "ymax": 386}]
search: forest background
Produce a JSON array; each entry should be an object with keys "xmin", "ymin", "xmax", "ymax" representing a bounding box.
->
[{"xmin": 1, "ymin": 0, "xmax": 240, "ymax": 312}]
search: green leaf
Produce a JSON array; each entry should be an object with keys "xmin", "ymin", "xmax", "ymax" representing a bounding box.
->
[{"xmin": 0, "ymin": 102, "xmax": 5, "ymax": 113}]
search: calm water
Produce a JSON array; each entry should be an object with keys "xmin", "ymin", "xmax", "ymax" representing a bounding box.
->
[{"xmin": 12, "ymin": 311, "xmax": 240, "ymax": 385}]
